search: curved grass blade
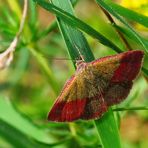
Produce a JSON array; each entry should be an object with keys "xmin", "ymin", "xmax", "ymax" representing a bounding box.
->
[
  {"xmin": 0, "ymin": 119, "xmax": 54, "ymax": 148},
  {"xmin": 0, "ymin": 96, "xmax": 55, "ymax": 144},
  {"xmin": 33, "ymin": 0, "xmax": 122, "ymax": 53},
  {"xmin": 95, "ymin": 0, "xmax": 148, "ymax": 53},
  {"xmin": 51, "ymin": 0, "xmax": 94, "ymax": 64},
  {"xmin": 113, "ymin": 106, "xmax": 148, "ymax": 111},
  {"xmin": 109, "ymin": 2, "xmax": 148, "ymax": 28},
  {"xmin": 0, "ymin": 97, "xmax": 72, "ymax": 147},
  {"xmin": 113, "ymin": 25, "xmax": 148, "ymax": 49},
  {"xmin": 142, "ymin": 67, "xmax": 148, "ymax": 77},
  {"xmin": 94, "ymin": 109, "xmax": 121, "ymax": 148}
]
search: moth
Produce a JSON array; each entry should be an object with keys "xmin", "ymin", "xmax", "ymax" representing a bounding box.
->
[{"xmin": 48, "ymin": 50, "xmax": 144, "ymax": 122}]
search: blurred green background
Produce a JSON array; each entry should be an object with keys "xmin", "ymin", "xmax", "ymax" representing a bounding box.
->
[{"xmin": 0, "ymin": 0, "xmax": 148, "ymax": 147}]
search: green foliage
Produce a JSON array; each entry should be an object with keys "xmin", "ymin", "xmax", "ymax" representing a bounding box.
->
[
  {"xmin": 0, "ymin": 0, "xmax": 148, "ymax": 148},
  {"xmin": 96, "ymin": 0, "xmax": 148, "ymax": 53},
  {"xmin": 109, "ymin": 2, "xmax": 148, "ymax": 28}
]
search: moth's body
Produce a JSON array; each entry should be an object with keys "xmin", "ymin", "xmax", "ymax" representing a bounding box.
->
[
  {"xmin": 75, "ymin": 58, "xmax": 119, "ymax": 97},
  {"xmin": 48, "ymin": 50, "xmax": 144, "ymax": 122}
]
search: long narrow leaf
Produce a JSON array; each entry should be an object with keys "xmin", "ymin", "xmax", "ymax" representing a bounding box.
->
[
  {"xmin": 0, "ymin": 96, "xmax": 55, "ymax": 144},
  {"xmin": 0, "ymin": 119, "xmax": 52, "ymax": 148},
  {"xmin": 51, "ymin": 0, "xmax": 94, "ymax": 64},
  {"xmin": 94, "ymin": 109, "xmax": 121, "ymax": 148},
  {"xmin": 113, "ymin": 25, "xmax": 148, "ymax": 49},
  {"xmin": 33, "ymin": 0, "xmax": 122, "ymax": 53},
  {"xmin": 95, "ymin": 0, "xmax": 148, "ymax": 53},
  {"xmin": 109, "ymin": 2, "xmax": 148, "ymax": 28}
]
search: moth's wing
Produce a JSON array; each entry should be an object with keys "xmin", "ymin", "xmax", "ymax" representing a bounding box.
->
[
  {"xmin": 104, "ymin": 81, "xmax": 133, "ymax": 106},
  {"xmin": 48, "ymin": 50, "xmax": 144, "ymax": 122},
  {"xmin": 80, "ymin": 95, "xmax": 108, "ymax": 120},
  {"xmin": 48, "ymin": 73, "xmax": 108, "ymax": 122},
  {"xmin": 76, "ymin": 50, "xmax": 143, "ymax": 120},
  {"xmin": 48, "ymin": 75, "xmax": 88, "ymax": 122},
  {"xmin": 92, "ymin": 50, "xmax": 144, "ymax": 106}
]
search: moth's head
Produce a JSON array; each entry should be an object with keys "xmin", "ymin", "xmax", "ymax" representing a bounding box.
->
[{"xmin": 75, "ymin": 60, "xmax": 87, "ymax": 75}]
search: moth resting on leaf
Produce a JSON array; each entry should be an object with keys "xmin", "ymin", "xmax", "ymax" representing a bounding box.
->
[{"xmin": 48, "ymin": 50, "xmax": 144, "ymax": 122}]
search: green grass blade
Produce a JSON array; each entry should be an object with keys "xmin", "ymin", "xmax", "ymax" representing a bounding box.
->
[
  {"xmin": 109, "ymin": 2, "xmax": 148, "ymax": 28},
  {"xmin": 0, "ymin": 96, "xmax": 55, "ymax": 144},
  {"xmin": 51, "ymin": 0, "xmax": 95, "ymax": 64},
  {"xmin": 29, "ymin": 0, "xmax": 38, "ymax": 28},
  {"xmin": 142, "ymin": 67, "xmax": 148, "ymax": 77},
  {"xmin": 8, "ymin": 48, "xmax": 29, "ymax": 85},
  {"xmin": 0, "ymin": 96, "xmax": 73, "ymax": 147},
  {"xmin": 113, "ymin": 25, "xmax": 148, "ymax": 50},
  {"xmin": 95, "ymin": 0, "xmax": 148, "ymax": 53},
  {"xmin": 0, "ymin": 119, "xmax": 56, "ymax": 148},
  {"xmin": 113, "ymin": 106, "xmax": 148, "ymax": 111},
  {"xmin": 34, "ymin": 21, "xmax": 57, "ymax": 41},
  {"xmin": 0, "ymin": 96, "xmax": 66, "ymax": 147},
  {"xmin": 36, "ymin": 0, "xmax": 121, "ymax": 147},
  {"xmin": 33, "ymin": 0, "xmax": 122, "ymax": 53},
  {"xmin": 94, "ymin": 109, "xmax": 121, "ymax": 148}
]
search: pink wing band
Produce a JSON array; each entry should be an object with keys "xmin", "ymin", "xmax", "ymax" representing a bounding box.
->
[
  {"xmin": 48, "ymin": 99, "xmax": 86, "ymax": 122},
  {"xmin": 111, "ymin": 50, "xmax": 144, "ymax": 82},
  {"xmin": 48, "ymin": 95, "xmax": 108, "ymax": 122}
]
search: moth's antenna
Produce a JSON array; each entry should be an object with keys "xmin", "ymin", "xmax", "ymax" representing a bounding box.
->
[
  {"xmin": 41, "ymin": 55, "xmax": 76, "ymax": 62},
  {"xmin": 73, "ymin": 43, "xmax": 85, "ymax": 61},
  {"xmin": 73, "ymin": 43, "xmax": 86, "ymax": 68}
]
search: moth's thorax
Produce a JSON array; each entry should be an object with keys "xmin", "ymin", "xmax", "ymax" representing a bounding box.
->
[
  {"xmin": 75, "ymin": 61, "xmax": 87, "ymax": 75},
  {"xmin": 75, "ymin": 61, "xmax": 94, "ymax": 74}
]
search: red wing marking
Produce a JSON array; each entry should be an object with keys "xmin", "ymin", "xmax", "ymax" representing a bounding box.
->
[
  {"xmin": 48, "ymin": 99, "xmax": 86, "ymax": 122},
  {"xmin": 111, "ymin": 50, "xmax": 143, "ymax": 82},
  {"xmin": 48, "ymin": 95, "xmax": 108, "ymax": 121}
]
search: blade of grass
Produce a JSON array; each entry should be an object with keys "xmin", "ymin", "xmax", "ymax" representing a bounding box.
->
[
  {"xmin": 94, "ymin": 109, "xmax": 121, "ymax": 148},
  {"xmin": 0, "ymin": 97, "xmax": 72, "ymax": 147},
  {"xmin": 6, "ymin": 0, "xmax": 22, "ymax": 20},
  {"xmin": 29, "ymin": 0, "xmax": 38, "ymax": 28},
  {"xmin": 113, "ymin": 25, "xmax": 148, "ymax": 50},
  {"xmin": 109, "ymin": 2, "xmax": 148, "ymax": 28},
  {"xmin": 33, "ymin": 0, "xmax": 122, "ymax": 53},
  {"xmin": 33, "ymin": 21, "xmax": 57, "ymax": 42},
  {"xmin": 32, "ymin": 0, "xmax": 78, "ymax": 42},
  {"xmin": 95, "ymin": 0, "xmax": 148, "ymax": 53},
  {"xmin": 42, "ymin": 0, "xmax": 121, "ymax": 147},
  {"xmin": 51, "ymin": 0, "xmax": 95, "ymax": 64},
  {"xmin": 0, "ymin": 119, "xmax": 41, "ymax": 148},
  {"xmin": 0, "ymin": 119, "xmax": 60, "ymax": 148},
  {"xmin": 1, "ymin": 6, "xmax": 18, "ymax": 28},
  {"xmin": 142, "ymin": 67, "xmax": 148, "ymax": 77},
  {"xmin": 8, "ymin": 48, "xmax": 29, "ymax": 85},
  {"xmin": 0, "ymin": 96, "xmax": 56, "ymax": 144},
  {"xmin": 99, "ymin": 6, "xmax": 132, "ymax": 50},
  {"xmin": 113, "ymin": 106, "xmax": 148, "ymax": 111}
]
